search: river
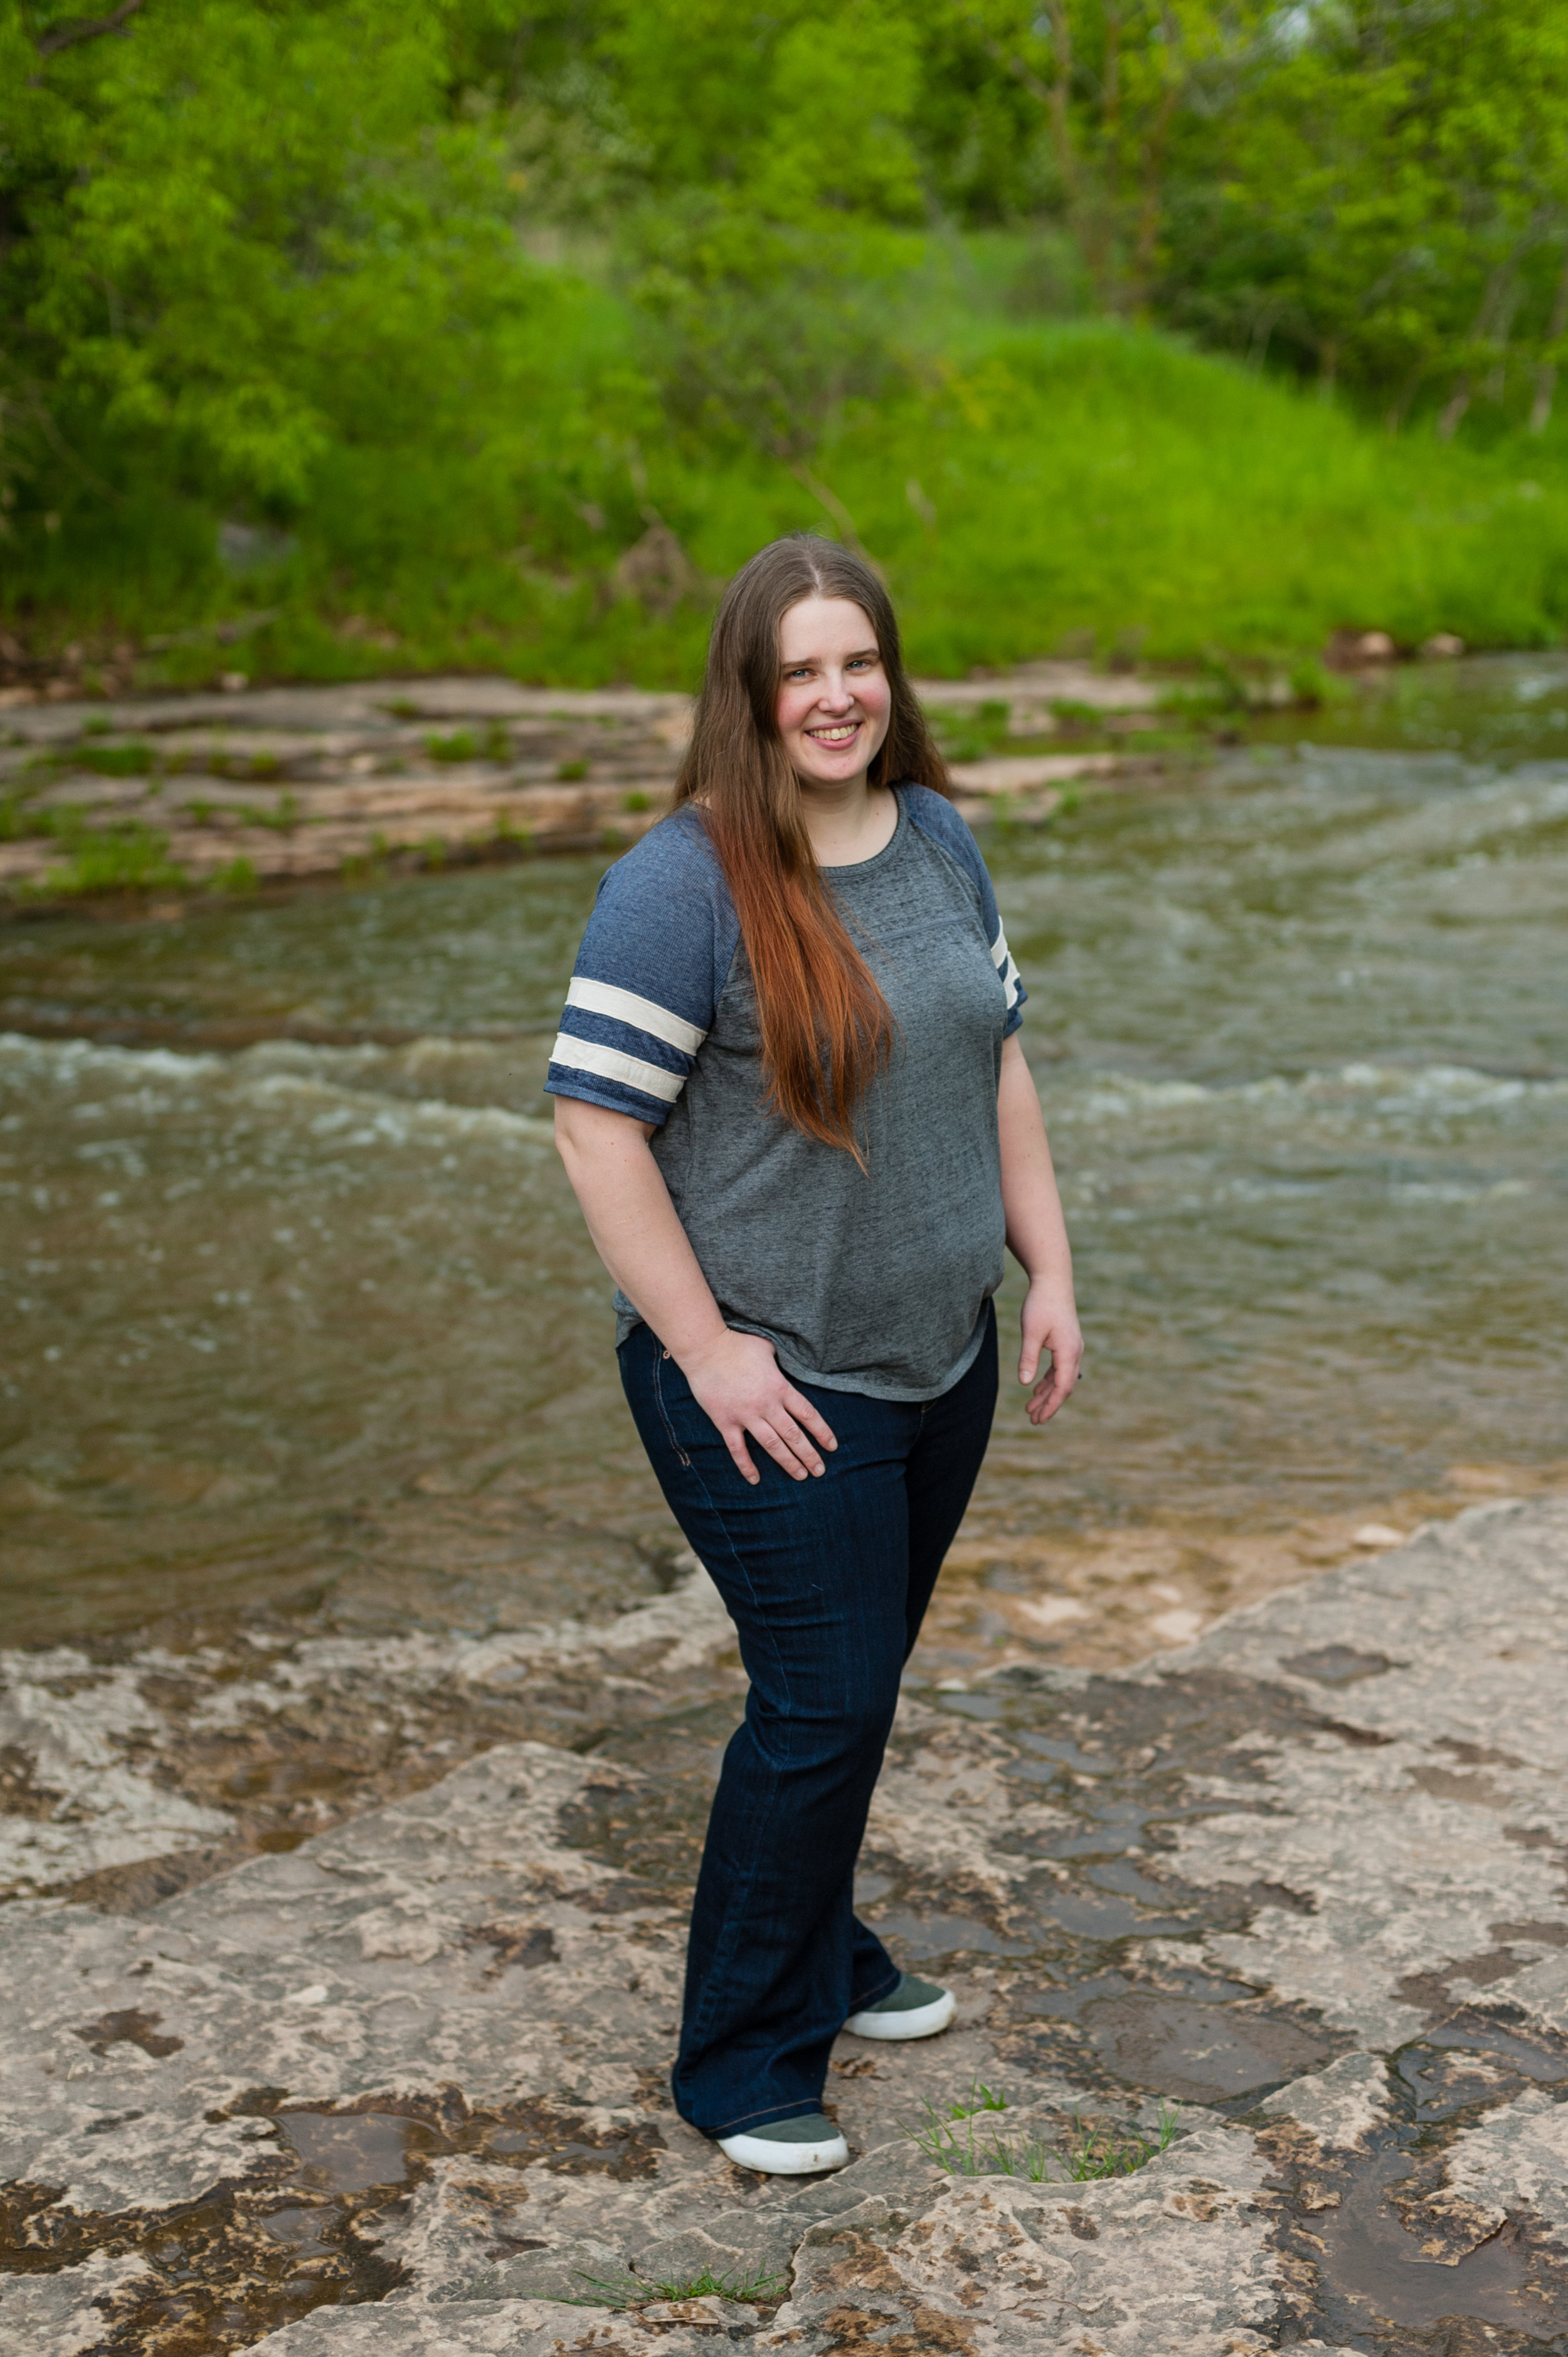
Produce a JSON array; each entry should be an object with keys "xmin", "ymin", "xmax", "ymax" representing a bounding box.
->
[{"xmin": 3, "ymin": 654, "xmax": 1565, "ymax": 1675}]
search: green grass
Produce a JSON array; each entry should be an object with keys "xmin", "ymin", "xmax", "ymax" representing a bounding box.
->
[
  {"xmin": 572, "ymin": 2264, "xmax": 788, "ymax": 2310},
  {"xmin": 909, "ymin": 2086, "xmax": 1180, "ymax": 2184},
  {"xmin": 75, "ymin": 742, "xmax": 157, "ymax": 777},
  {"xmin": 26, "ymin": 821, "xmax": 186, "ymax": 898},
  {"xmin": 9, "ymin": 289, "xmax": 1568, "ymax": 689}
]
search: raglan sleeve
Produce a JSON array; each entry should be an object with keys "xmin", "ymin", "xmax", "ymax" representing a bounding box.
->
[
  {"xmin": 905, "ymin": 787, "xmax": 1027, "ymax": 1036},
  {"xmin": 544, "ymin": 821, "xmax": 721, "ymax": 1125},
  {"xmin": 978, "ymin": 853, "xmax": 1027, "ymax": 1038}
]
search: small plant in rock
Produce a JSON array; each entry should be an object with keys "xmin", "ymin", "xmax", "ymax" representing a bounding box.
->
[
  {"xmin": 929, "ymin": 699, "xmax": 1012, "ymax": 764},
  {"xmin": 909, "ymin": 2092, "xmax": 1179, "ymax": 2184},
  {"xmin": 0, "ymin": 795, "xmax": 54, "ymax": 840},
  {"xmin": 33, "ymin": 821, "xmax": 186, "ymax": 897},
  {"xmin": 426, "ymin": 728, "xmax": 480, "ymax": 762},
  {"xmin": 1049, "ymin": 698, "xmax": 1107, "ymax": 733},
  {"xmin": 1060, "ymin": 2105, "xmax": 1181, "ymax": 2181},
  {"xmin": 573, "ymin": 2263, "xmax": 788, "ymax": 2309},
  {"xmin": 211, "ymin": 856, "xmax": 258, "ymax": 894},
  {"xmin": 622, "ymin": 787, "xmax": 652, "ymax": 811},
  {"xmin": 77, "ymin": 741, "xmax": 156, "ymax": 777},
  {"xmin": 236, "ymin": 792, "xmax": 299, "ymax": 832},
  {"xmin": 943, "ymin": 2077, "xmax": 1009, "ymax": 2120},
  {"xmin": 557, "ymin": 756, "xmax": 590, "ymax": 781}
]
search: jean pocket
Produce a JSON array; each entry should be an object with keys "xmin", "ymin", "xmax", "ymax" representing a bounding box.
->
[{"xmin": 650, "ymin": 1345, "xmax": 692, "ymax": 1467}]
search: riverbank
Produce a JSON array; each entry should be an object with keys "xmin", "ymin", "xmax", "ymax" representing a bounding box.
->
[
  {"xmin": 0, "ymin": 664, "xmax": 1167, "ymax": 912},
  {"xmin": 5, "ymin": 1499, "xmax": 1568, "ymax": 2355},
  {"xmin": 13, "ymin": 322, "xmax": 1568, "ymax": 703}
]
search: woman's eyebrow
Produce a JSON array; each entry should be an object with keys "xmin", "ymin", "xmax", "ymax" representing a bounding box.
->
[{"xmin": 780, "ymin": 647, "xmax": 881, "ymax": 668}]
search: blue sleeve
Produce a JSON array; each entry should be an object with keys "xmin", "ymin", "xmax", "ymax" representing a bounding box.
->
[
  {"xmin": 545, "ymin": 809, "xmax": 741, "ymax": 1125},
  {"xmin": 903, "ymin": 787, "xmax": 1027, "ymax": 1036}
]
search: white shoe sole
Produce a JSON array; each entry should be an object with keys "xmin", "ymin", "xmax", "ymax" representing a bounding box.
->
[
  {"xmin": 843, "ymin": 1988, "xmax": 956, "ymax": 2041},
  {"xmin": 718, "ymin": 2127, "xmax": 850, "ymax": 2174}
]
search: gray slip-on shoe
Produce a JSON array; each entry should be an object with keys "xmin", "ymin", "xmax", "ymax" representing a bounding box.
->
[
  {"xmin": 718, "ymin": 2112, "xmax": 850, "ymax": 2174},
  {"xmin": 843, "ymin": 1971, "xmax": 956, "ymax": 2040}
]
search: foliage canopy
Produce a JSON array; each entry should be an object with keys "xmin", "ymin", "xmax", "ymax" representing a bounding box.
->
[{"xmin": 4, "ymin": 0, "xmax": 1568, "ymax": 670}]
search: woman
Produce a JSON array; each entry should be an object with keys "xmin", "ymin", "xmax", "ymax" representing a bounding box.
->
[{"xmin": 549, "ymin": 535, "xmax": 1081, "ymax": 2176}]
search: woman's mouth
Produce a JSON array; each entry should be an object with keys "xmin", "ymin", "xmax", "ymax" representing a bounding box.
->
[{"xmin": 807, "ymin": 721, "xmax": 861, "ymax": 746}]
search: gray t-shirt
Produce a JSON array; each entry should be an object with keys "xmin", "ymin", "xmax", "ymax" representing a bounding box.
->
[{"xmin": 545, "ymin": 785, "xmax": 1026, "ymax": 1402}]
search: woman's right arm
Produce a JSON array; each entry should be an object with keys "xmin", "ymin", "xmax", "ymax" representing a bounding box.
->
[{"xmin": 553, "ymin": 1096, "xmax": 837, "ymax": 1486}]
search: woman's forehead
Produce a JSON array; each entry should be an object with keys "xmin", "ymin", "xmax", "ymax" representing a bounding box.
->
[{"xmin": 778, "ymin": 595, "xmax": 877, "ymax": 663}]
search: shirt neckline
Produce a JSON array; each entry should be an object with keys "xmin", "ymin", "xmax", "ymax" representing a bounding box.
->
[{"xmin": 817, "ymin": 784, "xmax": 908, "ymax": 879}]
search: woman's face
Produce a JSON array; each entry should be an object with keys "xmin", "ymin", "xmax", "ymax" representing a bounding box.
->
[{"xmin": 775, "ymin": 595, "xmax": 892, "ymax": 791}]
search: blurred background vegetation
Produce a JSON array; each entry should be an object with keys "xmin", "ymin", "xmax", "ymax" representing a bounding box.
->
[{"xmin": 5, "ymin": 0, "xmax": 1568, "ymax": 685}]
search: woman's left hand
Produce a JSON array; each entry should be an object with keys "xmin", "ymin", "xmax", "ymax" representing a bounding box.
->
[{"xmin": 1019, "ymin": 1277, "xmax": 1083, "ymax": 1425}]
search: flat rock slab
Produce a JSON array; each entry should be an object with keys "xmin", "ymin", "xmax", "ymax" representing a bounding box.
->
[
  {"xmin": 4, "ymin": 1498, "xmax": 1568, "ymax": 2354},
  {"xmin": 0, "ymin": 672, "xmax": 1147, "ymax": 906}
]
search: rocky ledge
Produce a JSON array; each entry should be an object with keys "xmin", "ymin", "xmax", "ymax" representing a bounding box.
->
[
  {"xmin": 5, "ymin": 1496, "xmax": 1568, "ymax": 2356},
  {"xmin": 0, "ymin": 667, "xmax": 1163, "ymax": 907}
]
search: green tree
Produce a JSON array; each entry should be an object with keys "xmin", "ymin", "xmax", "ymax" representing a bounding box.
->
[
  {"xmin": 948, "ymin": 0, "xmax": 1273, "ymax": 312},
  {"xmin": 1, "ymin": 0, "xmax": 647, "ymax": 587},
  {"xmin": 1158, "ymin": 0, "xmax": 1568, "ymax": 430}
]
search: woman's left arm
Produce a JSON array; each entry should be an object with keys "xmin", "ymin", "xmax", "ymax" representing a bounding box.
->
[{"xmin": 998, "ymin": 1030, "xmax": 1083, "ymax": 1425}]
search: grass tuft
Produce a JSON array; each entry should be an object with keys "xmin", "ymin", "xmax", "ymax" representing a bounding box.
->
[
  {"xmin": 571, "ymin": 2262, "xmax": 788, "ymax": 2310},
  {"xmin": 27, "ymin": 821, "xmax": 186, "ymax": 897},
  {"xmin": 908, "ymin": 2089, "xmax": 1180, "ymax": 2184}
]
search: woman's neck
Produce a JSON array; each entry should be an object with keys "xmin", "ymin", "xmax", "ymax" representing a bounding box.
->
[{"xmin": 797, "ymin": 770, "xmax": 898, "ymax": 868}]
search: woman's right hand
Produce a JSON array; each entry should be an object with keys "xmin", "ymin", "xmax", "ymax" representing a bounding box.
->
[{"xmin": 679, "ymin": 1329, "xmax": 839, "ymax": 1486}]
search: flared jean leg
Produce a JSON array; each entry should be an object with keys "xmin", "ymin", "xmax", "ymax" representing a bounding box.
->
[
  {"xmin": 618, "ymin": 1311, "xmax": 997, "ymax": 2141},
  {"xmin": 846, "ymin": 1304, "xmax": 999, "ymax": 1999}
]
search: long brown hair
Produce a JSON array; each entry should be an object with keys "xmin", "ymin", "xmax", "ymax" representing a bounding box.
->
[{"xmin": 674, "ymin": 535, "xmax": 950, "ymax": 1158}]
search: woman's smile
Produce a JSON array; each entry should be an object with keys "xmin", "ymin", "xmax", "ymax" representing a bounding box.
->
[{"xmin": 776, "ymin": 594, "xmax": 893, "ymax": 792}]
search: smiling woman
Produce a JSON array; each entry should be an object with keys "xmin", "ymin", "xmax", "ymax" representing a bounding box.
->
[{"xmin": 548, "ymin": 534, "xmax": 1083, "ymax": 2177}]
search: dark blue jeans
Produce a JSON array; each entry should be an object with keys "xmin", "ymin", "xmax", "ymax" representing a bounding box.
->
[{"xmin": 617, "ymin": 1302, "xmax": 998, "ymax": 2139}]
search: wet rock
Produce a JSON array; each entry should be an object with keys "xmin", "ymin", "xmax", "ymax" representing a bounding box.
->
[
  {"xmin": 0, "ymin": 1563, "xmax": 736, "ymax": 1905},
  {"xmin": 0, "ymin": 2247, "xmax": 154, "ymax": 2357},
  {"xmin": 1260, "ymin": 2051, "xmax": 1391, "ymax": 2149},
  {"xmin": 765, "ymin": 2126, "xmax": 1281, "ymax": 2354},
  {"xmin": 1426, "ymin": 2085, "xmax": 1568, "ymax": 2247},
  {"xmin": 4, "ymin": 1499, "xmax": 1568, "ymax": 2351}
]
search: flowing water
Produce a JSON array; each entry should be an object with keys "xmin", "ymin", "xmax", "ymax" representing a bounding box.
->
[{"xmin": 3, "ymin": 656, "xmax": 1566, "ymax": 1664}]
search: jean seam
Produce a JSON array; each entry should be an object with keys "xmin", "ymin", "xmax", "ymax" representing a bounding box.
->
[
  {"xmin": 660, "ymin": 1423, "xmax": 798, "ymax": 2079},
  {"xmin": 650, "ymin": 1343, "xmax": 690, "ymax": 1466},
  {"xmin": 850, "ymin": 1961, "xmax": 903, "ymax": 2014}
]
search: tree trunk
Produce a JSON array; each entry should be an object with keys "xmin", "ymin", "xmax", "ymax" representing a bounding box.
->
[
  {"xmin": 1436, "ymin": 379, "xmax": 1471, "ymax": 440},
  {"xmin": 788, "ymin": 466, "xmax": 874, "ymax": 566},
  {"xmin": 1042, "ymin": 3, "xmax": 1079, "ymax": 203},
  {"xmin": 1130, "ymin": 83, "xmax": 1179, "ymax": 316},
  {"xmin": 1530, "ymin": 244, "xmax": 1568, "ymax": 434}
]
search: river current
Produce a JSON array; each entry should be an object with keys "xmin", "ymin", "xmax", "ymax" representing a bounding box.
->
[{"xmin": 3, "ymin": 657, "xmax": 1565, "ymax": 1668}]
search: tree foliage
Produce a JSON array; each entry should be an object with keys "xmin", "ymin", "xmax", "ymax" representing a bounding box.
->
[{"xmin": 4, "ymin": 0, "xmax": 1568, "ymax": 632}]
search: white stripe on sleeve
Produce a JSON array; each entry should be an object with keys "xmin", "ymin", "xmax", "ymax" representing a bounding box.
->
[
  {"xmin": 992, "ymin": 924, "xmax": 1020, "ymax": 1008},
  {"xmin": 566, "ymin": 976, "xmax": 707, "ymax": 1055},
  {"xmin": 549, "ymin": 1034, "xmax": 685, "ymax": 1105}
]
